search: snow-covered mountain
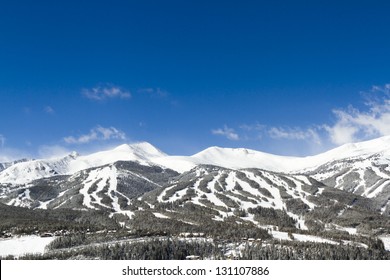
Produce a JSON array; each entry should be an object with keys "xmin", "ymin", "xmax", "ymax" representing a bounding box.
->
[
  {"xmin": 1, "ymin": 136, "xmax": 390, "ymax": 239},
  {"xmin": 0, "ymin": 153, "xmax": 78, "ymax": 185},
  {"xmin": 2, "ymin": 137, "xmax": 390, "ymax": 259},
  {"xmin": 1, "ymin": 136, "xmax": 390, "ymax": 214},
  {"xmin": 154, "ymin": 135, "xmax": 390, "ymax": 174},
  {"xmin": 1, "ymin": 160, "xmax": 178, "ymax": 212},
  {"xmin": 3, "ymin": 136, "xmax": 390, "ymax": 183},
  {"xmin": 0, "ymin": 158, "xmax": 30, "ymax": 173},
  {"xmin": 0, "ymin": 142, "xmax": 167, "ymax": 185},
  {"xmin": 303, "ymin": 153, "xmax": 390, "ymax": 213},
  {"xmin": 142, "ymin": 165, "xmax": 385, "ymax": 232}
]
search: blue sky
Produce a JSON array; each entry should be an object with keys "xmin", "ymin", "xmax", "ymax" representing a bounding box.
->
[{"xmin": 1, "ymin": 0, "xmax": 390, "ymax": 160}]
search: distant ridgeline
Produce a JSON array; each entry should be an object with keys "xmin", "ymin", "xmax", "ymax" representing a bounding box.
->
[{"xmin": 1, "ymin": 137, "xmax": 390, "ymax": 259}]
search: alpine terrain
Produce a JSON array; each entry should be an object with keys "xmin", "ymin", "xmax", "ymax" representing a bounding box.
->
[{"xmin": 1, "ymin": 137, "xmax": 390, "ymax": 260}]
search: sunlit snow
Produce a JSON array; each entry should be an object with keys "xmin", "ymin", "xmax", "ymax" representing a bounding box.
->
[{"xmin": 0, "ymin": 235, "xmax": 55, "ymax": 258}]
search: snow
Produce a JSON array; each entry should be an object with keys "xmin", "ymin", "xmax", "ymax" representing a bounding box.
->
[
  {"xmin": 336, "ymin": 225, "xmax": 357, "ymax": 235},
  {"xmin": 7, "ymin": 188, "xmax": 32, "ymax": 208},
  {"xmin": 285, "ymin": 212, "xmax": 308, "ymax": 230},
  {"xmin": 151, "ymin": 156, "xmax": 197, "ymax": 173},
  {"xmin": 154, "ymin": 135, "xmax": 390, "ymax": 173},
  {"xmin": 380, "ymin": 201, "xmax": 389, "ymax": 214},
  {"xmin": 77, "ymin": 164, "xmax": 135, "ymax": 217},
  {"xmin": 4, "ymin": 135, "xmax": 390, "ymax": 184},
  {"xmin": 292, "ymin": 233, "xmax": 337, "ymax": 244},
  {"xmin": 153, "ymin": 212, "xmax": 170, "ymax": 219},
  {"xmin": 316, "ymin": 187, "xmax": 325, "ymax": 195},
  {"xmin": 0, "ymin": 156, "xmax": 73, "ymax": 185},
  {"xmin": 379, "ymin": 235, "xmax": 390, "ymax": 251},
  {"xmin": 68, "ymin": 142, "xmax": 166, "ymax": 174},
  {"xmin": 0, "ymin": 235, "xmax": 55, "ymax": 258},
  {"xmin": 294, "ymin": 175, "xmax": 312, "ymax": 186},
  {"xmin": 224, "ymin": 172, "xmax": 236, "ymax": 191},
  {"xmin": 271, "ymin": 230, "xmax": 337, "ymax": 245},
  {"xmin": 271, "ymin": 230, "xmax": 290, "ymax": 240},
  {"xmin": 0, "ymin": 142, "xmax": 168, "ymax": 184},
  {"xmin": 366, "ymin": 180, "xmax": 390, "ymax": 198}
]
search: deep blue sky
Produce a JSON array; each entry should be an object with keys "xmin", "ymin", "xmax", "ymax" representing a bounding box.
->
[{"xmin": 1, "ymin": 0, "xmax": 390, "ymax": 160}]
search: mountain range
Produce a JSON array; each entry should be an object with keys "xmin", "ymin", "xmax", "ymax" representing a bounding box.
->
[{"xmin": 1, "ymin": 136, "xmax": 390, "ymax": 237}]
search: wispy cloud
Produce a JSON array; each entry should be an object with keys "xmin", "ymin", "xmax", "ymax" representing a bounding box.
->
[
  {"xmin": 138, "ymin": 87, "xmax": 168, "ymax": 98},
  {"xmin": 268, "ymin": 127, "xmax": 322, "ymax": 144},
  {"xmin": 0, "ymin": 146, "xmax": 31, "ymax": 162},
  {"xmin": 44, "ymin": 106, "xmax": 55, "ymax": 114},
  {"xmin": 38, "ymin": 145, "xmax": 72, "ymax": 159},
  {"xmin": 0, "ymin": 134, "xmax": 5, "ymax": 148},
  {"xmin": 0, "ymin": 134, "xmax": 32, "ymax": 161},
  {"xmin": 324, "ymin": 84, "xmax": 390, "ymax": 145},
  {"xmin": 212, "ymin": 125, "xmax": 240, "ymax": 141},
  {"xmin": 240, "ymin": 123, "xmax": 265, "ymax": 131},
  {"xmin": 219, "ymin": 84, "xmax": 390, "ymax": 149},
  {"xmin": 238, "ymin": 122, "xmax": 322, "ymax": 145},
  {"xmin": 63, "ymin": 126, "xmax": 126, "ymax": 144},
  {"xmin": 82, "ymin": 84, "xmax": 131, "ymax": 101}
]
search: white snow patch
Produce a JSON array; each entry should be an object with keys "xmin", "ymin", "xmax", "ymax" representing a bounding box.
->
[
  {"xmin": 271, "ymin": 230, "xmax": 336, "ymax": 245},
  {"xmin": 336, "ymin": 225, "xmax": 358, "ymax": 235},
  {"xmin": 366, "ymin": 180, "xmax": 390, "ymax": 198},
  {"xmin": 292, "ymin": 233, "xmax": 337, "ymax": 244},
  {"xmin": 294, "ymin": 175, "xmax": 312, "ymax": 185},
  {"xmin": 379, "ymin": 235, "xmax": 390, "ymax": 251},
  {"xmin": 0, "ymin": 235, "xmax": 55, "ymax": 257},
  {"xmin": 271, "ymin": 230, "xmax": 290, "ymax": 241},
  {"xmin": 153, "ymin": 212, "xmax": 170, "ymax": 219}
]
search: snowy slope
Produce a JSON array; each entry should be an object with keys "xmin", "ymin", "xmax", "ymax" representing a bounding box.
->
[
  {"xmin": 143, "ymin": 164, "xmax": 383, "ymax": 232},
  {"xmin": 0, "ymin": 142, "xmax": 167, "ymax": 185},
  {"xmin": 0, "ymin": 159, "xmax": 30, "ymax": 172},
  {"xmin": 3, "ymin": 159, "xmax": 177, "ymax": 212},
  {"xmin": 154, "ymin": 165, "xmax": 322, "ymax": 230},
  {"xmin": 1, "ymin": 138, "xmax": 388, "ymax": 235},
  {"xmin": 67, "ymin": 142, "xmax": 167, "ymax": 173},
  {"xmin": 0, "ymin": 153, "xmax": 77, "ymax": 185},
  {"xmin": 153, "ymin": 135, "xmax": 390, "ymax": 173},
  {"xmin": 2, "ymin": 135, "xmax": 390, "ymax": 195},
  {"xmin": 0, "ymin": 235, "xmax": 55, "ymax": 258}
]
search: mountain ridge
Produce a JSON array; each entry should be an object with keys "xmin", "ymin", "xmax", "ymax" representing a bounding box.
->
[
  {"xmin": 1, "ymin": 137, "xmax": 389, "ymax": 251},
  {"xmin": 1, "ymin": 136, "xmax": 390, "ymax": 208},
  {"xmin": 2, "ymin": 135, "xmax": 390, "ymax": 182}
]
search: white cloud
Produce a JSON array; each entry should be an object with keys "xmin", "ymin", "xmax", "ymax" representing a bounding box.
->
[
  {"xmin": 44, "ymin": 106, "xmax": 55, "ymax": 114},
  {"xmin": 64, "ymin": 126, "xmax": 126, "ymax": 144},
  {"xmin": 138, "ymin": 87, "xmax": 168, "ymax": 98},
  {"xmin": 0, "ymin": 156, "xmax": 9, "ymax": 162},
  {"xmin": 82, "ymin": 84, "xmax": 131, "ymax": 101},
  {"xmin": 0, "ymin": 135, "xmax": 30, "ymax": 162},
  {"xmin": 324, "ymin": 85, "xmax": 390, "ymax": 145},
  {"xmin": 212, "ymin": 125, "xmax": 240, "ymax": 141},
  {"xmin": 0, "ymin": 147, "xmax": 31, "ymax": 162},
  {"xmin": 210, "ymin": 85, "xmax": 390, "ymax": 150},
  {"xmin": 324, "ymin": 122, "xmax": 358, "ymax": 145},
  {"xmin": 253, "ymin": 84, "xmax": 390, "ymax": 147},
  {"xmin": 38, "ymin": 145, "xmax": 72, "ymax": 159},
  {"xmin": 0, "ymin": 134, "xmax": 5, "ymax": 147},
  {"xmin": 268, "ymin": 127, "xmax": 322, "ymax": 144},
  {"xmin": 240, "ymin": 123, "xmax": 265, "ymax": 131}
]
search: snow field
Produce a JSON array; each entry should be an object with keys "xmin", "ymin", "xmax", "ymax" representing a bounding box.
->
[{"xmin": 0, "ymin": 235, "xmax": 55, "ymax": 258}]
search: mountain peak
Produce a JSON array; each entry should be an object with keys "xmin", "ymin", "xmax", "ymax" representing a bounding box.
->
[
  {"xmin": 316, "ymin": 135, "xmax": 390, "ymax": 162},
  {"xmin": 67, "ymin": 151, "xmax": 79, "ymax": 159},
  {"xmin": 3, "ymin": 135, "xmax": 390, "ymax": 185},
  {"xmin": 113, "ymin": 142, "xmax": 167, "ymax": 158}
]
